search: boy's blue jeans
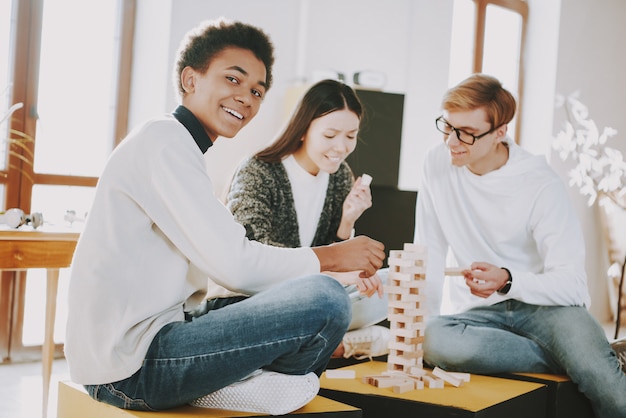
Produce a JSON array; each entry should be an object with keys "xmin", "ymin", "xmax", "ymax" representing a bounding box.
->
[
  {"xmin": 85, "ymin": 274, "xmax": 351, "ymax": 411},
  {"xmin": 424, "ymin": 299, "xmax": 626, "ymax": 418}
]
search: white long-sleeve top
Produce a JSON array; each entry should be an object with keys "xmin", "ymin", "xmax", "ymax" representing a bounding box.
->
[
  {"xmin": 65, "ymin": 110, "xmax": 319, "ymax": 385},
  {"xmin": 414, "ymin": 141, "xmax": 590, "ymax": 316}
]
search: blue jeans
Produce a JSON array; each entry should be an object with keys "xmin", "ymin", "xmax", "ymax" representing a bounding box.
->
[
  {"xmin": 85, "ymin": 274, "xmax": 351, "ymax": 411},
  {"xmin": 424, "ymin": 300, "xmax": 626, "ymax": 418}
]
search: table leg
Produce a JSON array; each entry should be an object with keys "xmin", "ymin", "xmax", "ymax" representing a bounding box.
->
[{"xmin": 43, "ymin": 268, "xmax": 60, "ymax": 418}]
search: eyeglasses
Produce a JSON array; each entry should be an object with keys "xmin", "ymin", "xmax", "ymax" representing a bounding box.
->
[{"xmin": 435, "ymin": 116, "xmax": 497, "ymax": 145}]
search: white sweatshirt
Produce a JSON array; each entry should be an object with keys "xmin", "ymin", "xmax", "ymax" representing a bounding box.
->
[
  {"xmin": 414, "ymin": 141, "xmax": 590, "ymax": 315},
  {"xmin": 65, "ymin": 112, "xmax": 319, "ymax": 385}
]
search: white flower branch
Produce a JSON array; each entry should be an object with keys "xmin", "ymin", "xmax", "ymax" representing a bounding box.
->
[{"xmin": 552, "ymin": 92, "xmax": 626, "ymax": 211}]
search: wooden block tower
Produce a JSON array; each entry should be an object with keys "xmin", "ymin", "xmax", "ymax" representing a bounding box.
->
[
  {"xmin": 362, "ymin": 243, "xmax": 469, "ymax": 392},
  {"xmin": 385, "ymin": 243, "xmax": 428, "ymax": 375}
]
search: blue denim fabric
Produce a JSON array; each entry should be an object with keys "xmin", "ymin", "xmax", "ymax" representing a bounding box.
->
[
  {"xmin": 424, "ymin": 299, "xmax": 626, "ymax": 417},
  {"xmin": 85, "ymin": 274, "xmax": 351, "ymax": 411}
]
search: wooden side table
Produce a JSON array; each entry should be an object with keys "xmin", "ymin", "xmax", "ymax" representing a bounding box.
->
[{"xmin": 0, "ymin": 228, "xmax": 79, "ymax": 418}]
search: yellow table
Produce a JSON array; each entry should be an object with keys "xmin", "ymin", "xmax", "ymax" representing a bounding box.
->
[
  {"xmin": 58, "ymin": 381, "xmax": 362, "ymax": 417},
  {"xmin": 320, "ymin": 361, "xmax": 548, "ymax": 417},
  {"xmin": 0, "ymin": 227, "xmax": 79, "ymax": 418}
]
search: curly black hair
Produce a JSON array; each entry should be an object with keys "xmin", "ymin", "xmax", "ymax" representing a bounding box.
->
[{"xmin": 174, "ymin": 17, "xmax": 275, "ymax": 97}]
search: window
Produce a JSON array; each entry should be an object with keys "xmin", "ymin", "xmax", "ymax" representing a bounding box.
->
[
  {"xmin": 1, "ymin": 0, "xmax": 135, "ymax": 362},
  {"xmin": 1, "ymin": 0, "xmax": 16, "ymax": 206},
  {"xmin": 448, "ymin": 0, "xmax": 528, "ymax": 142}
]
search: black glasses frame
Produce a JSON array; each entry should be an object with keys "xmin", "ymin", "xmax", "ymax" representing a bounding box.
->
[{"xmin": 435, "ymin": 116, "xmax": 497, "ymax": 145}]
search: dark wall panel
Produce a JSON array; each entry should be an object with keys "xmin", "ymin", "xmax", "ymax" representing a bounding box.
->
[
  {"xmin": 348, "ymin": 89, "xmax": 405, "ymax": 188},
  {"xmin": 355, "ymin": 185, "xmax": 417, "ymax": 267}
]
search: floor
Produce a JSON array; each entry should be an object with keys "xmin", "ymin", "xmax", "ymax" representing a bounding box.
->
[
  {"xmin": 1, "ymin": 322, "xmax": 623, "ymax": 418},
  {"xmin": 0, "ymin": 357, "xmax": 69, "ymax": 418}
]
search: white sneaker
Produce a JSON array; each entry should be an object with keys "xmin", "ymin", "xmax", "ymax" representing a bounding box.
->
[
  {"xmin": 189, "ymin": 370, "xmax": 319, "ymax": 415},
  {"xmin": 342, "ymin": 325, "xmax": 390, "ymax": 360}
]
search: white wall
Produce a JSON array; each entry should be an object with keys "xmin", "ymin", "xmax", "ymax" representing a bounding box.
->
[
  {"xmin": 132, "ymin": 0, "xmax": 454, "ymax": 197},
  {"xmin": 129, "ymin": 0, "xmax": 626, "ymax": 322},
  {"xmin": 551, "ymin": 0, "xmax": 626, "ymax": 321}
]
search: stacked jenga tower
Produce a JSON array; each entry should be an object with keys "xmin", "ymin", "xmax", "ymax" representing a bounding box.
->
[
  {"xmin": 362, "ymin": 243, "xmax": 468, "ymax": 393},
  {"xmin": 386, "ymin": 243, "xmax": 428, "ymax": 374}
]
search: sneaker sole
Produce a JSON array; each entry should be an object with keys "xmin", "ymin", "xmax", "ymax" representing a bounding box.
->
[
  {"xmin": 343, "ymin": 325, "xmax": 390, "ymax": 359},
  {"xmin": 190, "ymin": 371, "xmax": 320, "ymax": 415}
]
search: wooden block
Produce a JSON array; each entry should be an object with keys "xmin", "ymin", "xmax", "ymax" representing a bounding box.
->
[
  {"xmin": 389, "ymin": 328, "xmax": 424, "ymax": 345},
  {"xmin": 388, "ymin": 271, "xmax": 414, "ymax": 282},
  {"xmin": 422, "ymin": 374, "xmax": 445, "ymax": 389},
  {"xmin": 444, "ymin": 267, "xmax": 469, "ymax": 276},
  {"xmin": 326, "ymin": 369, "xmax": 357, "ymax": 379},
  {"xmin": 387, "ymin": 313, "xmax": 408, "ymax": 322},
  {"xmin": 387, "ymin": 354, "xmax": 417, "ymax": 367},
  {"xmin": 372, "ymin": 377, "xmax": 398, "ymax": 388},
  {"xmin": 389, "ymin": 327, "xmax": 418, "ymax": 339},
  {"xmin": 401, "ymin": 334, "xmax": 424, "ymax": 344},
  {"xmin": 366, "ymin": 370, "xmax": 420, "ymax": 394},
  {"xmin": 386, "ymin": 284, "xmax": 423, "ymax": 296},
  {"xmin": 388, "ymin": 298, "xmax": 424, "ymax": 309},
  {"xmin": 448, "ymin": 372, "xmax": 471, "ymax": 382},
  {"xmin": 393, "ymin": 380, "xmax": 415, "ymax": 393},
  {"xmin": 386, "ymin": 362, "xmax": 405, "ymax": 373},
  {"xmin": 397, "ymin": 279, "xmax": 427, "ymax": 289},
  {"xmin": 398, "ymin": 265, "xmax": 426, "ymax": 275},
  {"xmin": 403, "ymin": 243, "xmax": 427, "ymax": 253},
  {"xmin": 381, "ymin": 370, "xmax": 410, "ymax": 378},
  {"xmin": 400, "ymin": 293, "xmax": 426, "ymax": 303},
  {"xmin": 388, "ymin": 249, "xmax": 403, "ymax": 258},
  {"xmin": 368, "ymin": 375, "xmax": 408, "ymax": 388},
  {"xmin": 389, "ymin": 349, "xmax": 423, "ymax": 361},
  {"xmin": 403, "ymin": 349, "xmax": 424, "ymax": 365},
  {"xmin": 387, "ymin": 316, "xmax": 425, "ymax": 333},
  {"xmin": 407, "ymin": 322, "xmax": 427, "ymax": 332},
  {"xmin": 387, "ymin": 275, "xmax": 427, "ymax": 288},
  {"xmin": 408, "ymin": 365, "xmax": 427, "ymax": 378},
  {"xmin": 388, "ymin": 307, "xmax": 427, "ymax": 318},
  {"xmin": 388, "ymin": 299, "xmax": 420, "ymax": 310},
  {"xmin": 388, "ymin": 257, "xmax": 418, "ymax": 268},
  {"xmin": 384, "ymin": 285, "xmax": 411, "ymax": 295},
  {"xmin": 390, "ymin": 321, "xmax": 425, "ymax": 332},
  {"xmin": 361, "ymin": 375, "xmax": 382, "ymax": 385},
  {"xmin": 384, "ymin": 284, "xmax": 404, "ymax": 293},
  {"xmin": 394, "ymin": 251, "xmax": 426, "ymax": 262},
  {"xmin": 432, "ymin": 367, "xmax": 463, "ymax": 387},
  {"xmin": 387, "ymin": 251, "xmax": 407, "ymax": 261}
]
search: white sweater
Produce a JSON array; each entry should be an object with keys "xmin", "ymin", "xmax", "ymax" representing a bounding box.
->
[
  {"xmin": 414, "ymin": 141, "xmax": 590, "ymax": 315},
  {"xmin": 65, "ymin": 113, "xmax": 319, "ymax": 385}
]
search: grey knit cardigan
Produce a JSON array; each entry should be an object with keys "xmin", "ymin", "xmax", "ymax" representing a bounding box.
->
[{"xmin": 226, "ymin": 156, "xmax": 355, "ymax": 247}]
